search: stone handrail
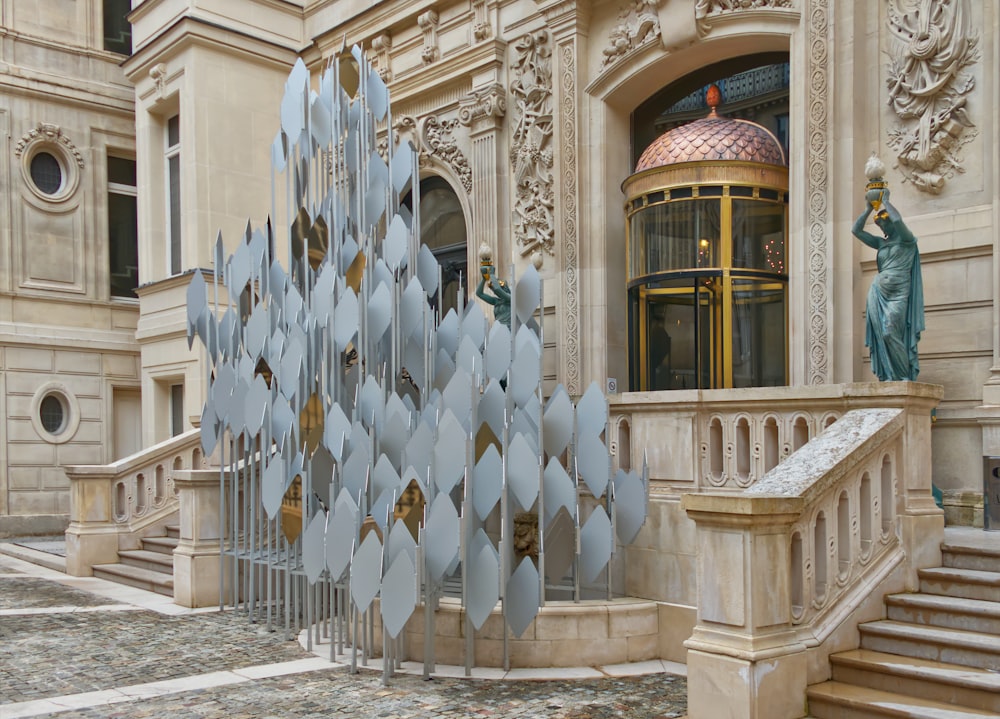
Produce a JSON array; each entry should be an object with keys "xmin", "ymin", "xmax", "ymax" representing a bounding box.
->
[
  {"xmin": 679, "ymin": 383, "xmax": 943, "ymax": 719},
  {"xmin": 609, "ymin": 382, "xmax": 942, "ymax": 492},
  {"xmin": 65, "ymin": 429, "xmax": 205, "ymax": 576}
]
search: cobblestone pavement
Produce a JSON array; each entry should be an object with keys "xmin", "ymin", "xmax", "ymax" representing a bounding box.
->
[{"xmin": 1, "ymin": 554, "xmax": 687, "ymax": 719}]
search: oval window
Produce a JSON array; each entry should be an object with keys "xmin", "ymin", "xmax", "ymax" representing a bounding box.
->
[{"xmin": 30, "ymin": 152, "xmax": 63, "ymax": 195}]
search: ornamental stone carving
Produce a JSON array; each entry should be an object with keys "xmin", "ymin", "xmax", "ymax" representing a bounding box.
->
[
  {"xmin": 472, "ymin": 0, "xmax": 491, "ymax": 41},
  {"xmin": 886, "ymin": 0, "xmax": 979, "ymax": 194},
  {"xmin": 509, "ymin": 31, "xmax": 555, "ymax": 256},
  {"xmin": 421, "ymin": 116, "xmax": 473, "ymax": 192},
  {"xmin": 458, "ymin": 83, "xmax": 507, "ymax": 130},
  {"xmin": 372, "ymin": 33, "xmax": 392, "ymax": 81},
  {"xmin": 602, "ymin": 0, "xmax": 660, "ymax": 67},
  {"xmin": 14, "ymin": 123, "xmax": 85, "ymax": 168},
  {"xmin": 696, "ymin": 0, "xmax": 793, "ymax": 32},
  {"xmin": 418, "ymin": 11, "xmax": 440, "ymax": 65}
]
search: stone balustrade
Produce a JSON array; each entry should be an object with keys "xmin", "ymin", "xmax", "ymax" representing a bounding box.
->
[
  {"xmin": 65, "ymin": 429, "xmax": 204, "ymax": 576},
  {"xmin": 678, "ymin": 382, "xmax": 943, "ymax": 719}
]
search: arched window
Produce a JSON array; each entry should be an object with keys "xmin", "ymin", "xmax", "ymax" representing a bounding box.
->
[{"xmin": 403, "ymin": 176, "xmax": 468, "ymax": 317}]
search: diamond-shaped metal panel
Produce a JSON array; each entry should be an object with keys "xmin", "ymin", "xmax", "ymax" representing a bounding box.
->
[
  {"xmin": 473, "ymin": 443, "xmax": 503, "ymax": 521},
  {"xmin": 543, "ymin": 386, "xmax": 574, "ymax": 458},
  {"xmin": 350, "ymin": 531, "xmax": 383, "ymax": 612},
  {"xmin": 505, "ymin": 556, "xmax": 540, "ymax": 638},
  {"xmin": 384, "ymin": 213, "xmax": 408, "ymax": 271},
  {"xmin": 484, "ymin": 322, "xmax": 511, "ymax": 381},
  {"xmin": 333, "ymin": 287, "xmax": 359, "ymax": 352},
  {"xmin": 327, "ymin": 490, "xmax": 358, "ymax": 580},
  {"xmin": 456, "ymin": 336, "xmax": 483, "ymax": 381},
  {"xmin": 442, "ymin": 367, "xmax": 472, "ymax": 427},
  {"xmin": 510, "ymin": 340, "xmax": 540, "ymax": 408},
  {"xmin": 577, "ymin": 435, "xmax": 609, "ymax": 499},
  {"xmin": 424, "ymin": 493, "xmax": 459, "ymax": 583},
  {"xmin": 367, "ymin": 281, "xmax": 391, "ymax": 343},
  {"xmin": 613, "ymin": 469, "xmax": 647, "ymax": 545},
  {"xmin": 543, "ymin": 457, "xmax": 576, "ymax": 525},
  {"xmin": 436, "ymin": 309, "xmax": 459, "ymax": 357},
  {"xmin": 303, "ymin": 511, "xmax": 327, "ymax": 584},
  {"xmin": 245, "ymin": 374, "xmax": 269, "ymax": 438},
  {"xmin": 543, "ymin": 507, "xmax": 576, "ymax": 582},
  {"xmin": 261, "ymin": 456, "xmax": 287, "ymax": 519},
  {"xmin": 434, "ymin": 409, "xmax": 467, "ymax": 494},
  {"xmin": 386, "ymin": 517, "xmax": 417, "ymax": 565},
  {"xmin": 478, "ymin": 380, "xmax": 506, "ymax": 442},
  {"xmin": 310, "ymin": 446, "xmax": 335, "ymax": 509},
  {"xmin": 278, "ymin": 340, "xmax": 304, "ymax": 401},
  {"xmin": 380, "ymin": 552, "xmax": 415, "ymax": 638},
  {"xmin": 381, "ymin": 411, "xmax": 408, "ymax": 470},
  {"xmin": 401, "ymin": 277, "xmax": 426, "ymax": 340},
  {"xmin": 508, "ymin": 432, "xmax": 539, "ymax": 511},
  {"xmin": 576, "ymin": 382, "xmax": 608, "ymax": 437},
  {"xmin": 467, "ymin": 529, "xmax": 499, "ymax": 631},
  {"xmin": 433, "ymin": 349, "xmax": 455, "ymax": 394},
  {"xmin": 360, "ymin": 375, "xmax": 385, "ymax": 433},
  {"xmin": 271, "ymin": 396, "xmax": 295, "ymax": 453},
  {"xmin": 391, "ymin": 144, "xmax": 413, "ymax": 195},
  {"xmin": 323, "ymin": 402, "xmax": 351, "ymax": 462},
  {"xmin": 416, "ymin": 244, "xmax": 439, "ymax": 296},
  {"xmin": 579, "ymin": 508, "xmax": 612, "ymax": 584},
  {"xmin": 246, "ymin": 304, "xmax": 269, "ymax": 360},
  {"xmin": 514, "ymin": 264, "xmax": 541, "ymax": 324},
  {"xmin": 404, "ymin": 422, "xmax": 432, "ymax": 481},
  {"xmin": 342, "ymin": 441, "xmax": 370, "ymax": 500}
]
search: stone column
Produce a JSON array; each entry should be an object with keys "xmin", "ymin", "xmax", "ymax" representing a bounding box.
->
[
  {"xmin": 65, "ymin": 468, "xmax": 120, "ymax": 577},
  {"xmin": 172, "ymin": 469, "xmax": 230, "ymax": 608},
  {"xmin": 458, "ymin": 82, "xmax": 507, "ymax": 264},
  {"xmin": 682, "ymin": 495, "xmax": 807, "ymax": 719}
]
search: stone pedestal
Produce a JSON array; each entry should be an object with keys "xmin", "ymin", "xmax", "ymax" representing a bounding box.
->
[
  {"xmin": 65, "ymin": 469, "xmax": 119, "ymax": 576},
  {"xmin": 172, "ymin": 469, "xmax": 230, "ymax": 608}
]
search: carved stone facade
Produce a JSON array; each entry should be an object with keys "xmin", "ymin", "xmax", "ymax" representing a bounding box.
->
[
  {"xmin": 421, "ymin": 116, "xmax": 473, "ymax": 192},
  {"xmin": 418, "ymin": 11, "xmax": 440, "ymax": 65},
  {"xmin": 509, "ymin": 31, "xmax": 555, "ymax": 257},
  {"xmin": 601, "ymin": 0, "xmax": 660, "ymax": 67},
  {"xmin": 886, "ymin": 0, "xmax": 979, "ymax": 194},
  {"xmin": 696, "ymin": 0, "xmax": 794, "ymax": 31}
]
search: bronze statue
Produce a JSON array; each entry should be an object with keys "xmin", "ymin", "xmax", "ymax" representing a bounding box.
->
[{"xmin": 476, "ymin": 244, "xmax": 512, "ymax": 329}]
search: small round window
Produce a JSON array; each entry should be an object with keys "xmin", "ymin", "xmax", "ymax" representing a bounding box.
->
[
  {"xmin": 30, "ymin": 152, "xmax": 63, "ymax": 195},
  {"xmin": 39, "ymin": 394, "xmax": 66, "ymax": 434}
]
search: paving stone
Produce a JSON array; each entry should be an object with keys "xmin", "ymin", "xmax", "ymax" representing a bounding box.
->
[{"xmin": 0, "ymin": 576, "xmax": 123, "ymax": 609}]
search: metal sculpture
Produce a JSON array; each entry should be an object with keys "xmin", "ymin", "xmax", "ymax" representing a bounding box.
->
[{"xmin": 186, "ymin": 46, "xmax": 648, "ymax": 683}]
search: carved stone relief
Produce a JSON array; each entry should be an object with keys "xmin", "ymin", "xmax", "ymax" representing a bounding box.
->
[
  {"xmin": 557, "ymin": 39, "xmax": 581, "ymax": 395},
  {"xmin": 695, "ymin": 0, "xmax": 793, "ymax": 32},
  {"xmin": 509, "ymin": 31, "xmax": 555, "ymax": 257},
  {"xmin": 472, "ymin": 0, "xmax": 491, "ymax": 42},
  {"xmin": 458, "ymin": 84, "xmax": 507, "ymax": 130},
  {"xmin": 372, "ymin": 33, "xmax": 392, "ymax": 82},
  {"xmin": 885, "ymin": 0, "xmax": 979, "ymax": 194},
  {"xmin": 418, "ymin": 11, "xmax": 440, "ymax": 65},
  {"xmin": 14, "ymin": 123, "xmax": 84, "ymax": 168},
  {"xmin": 602, "ymin": 0, "xmax": 660, "ymax": 67},
  {"xmin": 421, "ymin": 117, "xmax": 473, "ymax": 192}
]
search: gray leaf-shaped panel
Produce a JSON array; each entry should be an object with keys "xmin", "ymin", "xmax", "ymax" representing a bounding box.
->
[
  {"xmin": 510, "ymin": 341, "xmax": 540, "ymax": 408},
  {"xmin": 579, "ymin": 508, "xmax": 612, "ymax": 584},
  {"xmin": 442, "ymin": 367, "xmax": 472, "ymax": 427},
  {"xmin": 271, "ymin": 131, "xmax": 287, "ymax": 172},
  {"xmin": 350, "ymin": 531, "xmax": 383, "ymax": 612},
  {"xmin": 473, "ymin": 443, "xmax": 503, "ymax": 522},
  {"xmin": 543, "ymin": 507, "xmax": 576, "ymax": 582},
  {"xmin": 369, "ymin": 486, "xmax": 395, "ymax": 531},
  {"xmin": 310, "ymin": 446, "xmax": 335, "ymax": 508},
  {"xmin": 424, "ymin": 493, "xmax": 459, "ymax": 584},
  {"xmin": 401, "ymin": 277, "xmax": 426, "ymax": 341},
  {"xmin": 390, "ymin": 143, "xmax": 413, "ymax": 195},
  {"xmin": 508, "ymin": 432, "xmax": 540, "ymax": 511},
  {"xmin": 461, "ymin": 301, "xmax": 487, "ymax": 351},
  {"xmin": 484, "ymin": 321, "xmax": 511, "ymax": 381},
  {"xmin": 230, "ymin": 241, "xmax": 252, "ymax": 295},
  {"xmin": 366, "ymin": 66, "xmax": 389, "ymax": 121},
  {"xmin": 380, "ymin": 552, "xmax": 415, "ymax": 639},
  {"xmin": 514, "ymin": 264, "xmax": 541, "ymax": 324},
  {"xmin": 261, "ymin": 456, "xmax": 287, "ymax": 520},
  {"xmin": 403, "ymin": 337, "xmax": 426, "ymax": 392},
  {"xmin": 340, "ymin": 236, "xmax": 359, "ymax": 271},
  {"xmin": 333, "ymin": 287, "xmax": 359, "ymax": 352},
  {"xmin": 271, "ymin": 396, "xmax": 295, "ymax": 453},
  {"xmin": 373, "ymin": 258, "xmax": 394, "ymax": 296},
  {"xmin": 212, "ymin": 363, "xmax": 236, "ymax": 422},
  {"xmin": 514, "ymin": 323, "xmax": 540, "ymax": 356},
  {"xmin": 543, "ymin": 457, "xmax": 576, "ymax": 525},
  {"xmin": 404, "ymin": 422, "xmax": 433, "ymax": 481},
  {"xmin": 373, "ymin": 454, "xmax": 399, "ymax": 498},
  {"xmin": 280, "ymin": 60, "xmax": 307, "ymax": 139},
  {"xmin": 360, "ymin": 375, "xmax": 385, "ymax": 433},
  {"xmin": 467, "ymin": 530, "xmax": 500, "ymax": 631},
  {"xmin": 312, "ymin": 265, "xmax": 336, "ymax": 324},
  {"xmin": 229, "ymin": 379, "xmax": 248, "ymax": 436},
  {"xmin": 385, "ymin": 392, "xmax": 411, "ymax": 424},
  {"xmin": 302, "ymin": 511, "xmax": 327, "ymax": 584},
  {"xmin": 367, "ymin": 281, "xmax": 391, "ymax": 344},
  {"xmin": 613, "ymin": 470, "xmax": 647, "ymax": 545},
  {"xmin": 278, "ymin": 339, "xmax": 304, "ymax": 401},
  {"xmin": 244, "ymin": 374, "xmax": 269, "ymax": 438},
  {"xmin": 319, "ymin": 402, "xmax": 348, "ymax": 462},
  {"xmin": 436, "ymin": 309, "xmax": 459, "ymax": 357},
  {"xmin": 543, "ymin": 386, "xmax": 574, "ymax": 459},
  {"xmin": 478, "ymin": 379, "xmax": 506, "ymax": 443},
  {"xmin": 285, "ymin": 281, "xmax": 303, "ymax": 324},
  {"xmin": 200, "ymin": 406, "xmax": 219, "ymax": 457},
  {"xmin": 186, "ymin": 269, "xmax": 207, "ymax": 329},
  {"xmin": 433, "ymin": 349, "xmax": 455, "ymax": 394},
  {"xmin": 245, "ymin": 304, "xmax": 268, "ymax": 361},
  {"xmin": 577, "ymin": 435, "xmax": 609, "ymax": 499},
  {"xmin": 309, "ymin": 90, "xmax": 331, "ymax": 145},
  {"xmin": 384, "ymin": 213, "xmax": 408, "ymax": 272},
  {"xmin": 416, "ymin": 244, "xmax": 439, "ymax": 295},
  {"xmin": 326, "ymin": 489, "xmax": 359, "ymax": 580},
  {"xmin": 433, "ymin": 409, "xmax": 467, "ymax": 494},
  {"xmin": 456, "ymin": 335, "xmax": 483, "ymax": 381},
  {"xmin": 218, "ymin": 308, "xmax": 237, "ymax": 361},
  {"xmin": 268, "ymin": 328, "xmax": 286, "ymax": 370},
  {"xmin": 386, "ymin": 517, "xmax": 417, "ymax": 565},
  {"xmin": 511, "ymin": 408, "xmax": 538, "ymax": 443},
  {"xmin": 505, "ymin": 557, "xmax": 540, "ymax": 638},
  {"xmin": 380, "ymin": 411, "xmax": 408, "ymax": 470},
  {"xmin": 575, "ymin": 382, "xmax": 608, "ymax": 438},
  {"xmin": 342, "ymin": 442, "xmax": 370, "ymax": 501},
  {"xmin": 269, "ymin": 260, "xmax": 288, "ymax": 301}
]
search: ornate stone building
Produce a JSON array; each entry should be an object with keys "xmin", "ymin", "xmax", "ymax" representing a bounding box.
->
[{"xmin": 2, "ymin": 0, "xmax": 997, "ymax": 602}]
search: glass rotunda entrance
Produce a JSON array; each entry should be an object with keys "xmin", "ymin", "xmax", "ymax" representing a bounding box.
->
[{"xmin": 623, "ymin": 87, "xmax": 788, "ymax": 391}]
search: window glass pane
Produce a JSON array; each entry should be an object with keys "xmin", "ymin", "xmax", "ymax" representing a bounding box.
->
[
  {"xmin": 30, "ymin": 152, "xmax": 62, "ymax": 195},
  {"xmin": 108, "ymin": 156, "xmax": 136, "ymax": 186},
  {"xmin": 169, "ymin": 154, "xmax": 181, "ymax": 274},
  {"xmin": 731, "ymin": 200, "xmax": 786, "ymax": 273},
  {"xmin": 730, "ymin": 280, "xmax": 786, "ymax": 388},
  {"xmin": 103, "ymin": 0, "xmax": 132, "ymax": 55},
  {"xmin": 629, "ymin": 199, "xmax": 720, "ymax": 279},
  {"xmin": 167, "ymin": 115, "xmax": 180, "ymax": 148},
  {"xmin": 40, "ymin": 395, "xmax": 65, "ymax": 434},
  {"xmin": 109, "ymin": 191, "xmax": 139, "ymax": 297},
  {"xmin": 170, "ymin": 384, "xmax": 184, "ymax": 437}
]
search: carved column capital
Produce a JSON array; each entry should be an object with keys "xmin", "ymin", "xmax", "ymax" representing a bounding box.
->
[{"xmin": 458, "ymin": 84, "xmax": 507, "ymax": 133}]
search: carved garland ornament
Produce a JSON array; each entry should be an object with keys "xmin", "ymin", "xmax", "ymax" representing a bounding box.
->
[
  {"xmin": 885, "ymin": 0, "xmax": 979, "ymax": 194},
  {"xmin": 421, "ymin": 117, "xmax": 473, "ymax": 193},
  {"xmin": 696, "ymin": 0, "xmax": 793, "ymax": 31},
  {"xmin": 509, "ymin": 31, "xmax": 555, "ymax": 257},
  {"xmin": 601, "ymin": 0, "xmax": 661, "ymax": 67},
  {"xmin": 14, "ymin": 123, "xmax": 85, "ymax": 168}
]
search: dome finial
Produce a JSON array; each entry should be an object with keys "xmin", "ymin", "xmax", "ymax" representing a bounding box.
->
[{"xmin": 706, "ymin": 84, "xmax": 722, "ymax": 117}]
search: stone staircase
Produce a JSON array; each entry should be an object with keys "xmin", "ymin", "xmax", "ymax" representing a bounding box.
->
[
  {"xmin": 92, "ymin": 524, "xmax": 179, "ymax": 597},
  {"xmin": 807, "ymin": 528, "xmax": 1000, "ymax": 718}
]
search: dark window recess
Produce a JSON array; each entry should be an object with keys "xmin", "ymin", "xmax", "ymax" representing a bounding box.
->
[
  {"xmin": 670, "ymin": 187, "xmax": 693, "ymax": 199},
  {"xmin": 108, "ymin": 157, "xmax": 138, "ymax": 299},
  {"xmin": 103, "ymin": 0, "xmax": 132, "ymax": 55},
  {"xmin": 40, "ymin": 395, "xmax": 65, "ymax": 434},
  {"xmin": 759, "ymin": 188, "xmax": 780, "ymax": 201},
  {"xmin": 30, "ymin": 152, "xmax": 62, "ymax": 195},
  {"xmin": 730, "ymin": 186, "xmax": 755, "ymax": 197}
]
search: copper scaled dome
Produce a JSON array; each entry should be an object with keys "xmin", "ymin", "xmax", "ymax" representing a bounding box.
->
[{"xmin": 635, "ymin": 84, "xmax": 786, "ymax": 172}]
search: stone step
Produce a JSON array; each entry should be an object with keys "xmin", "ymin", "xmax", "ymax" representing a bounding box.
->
[
  {"xmin": 92, "ymin": 563, "xmax": 174, "ymax": 597},
  {"xmin": 808, "ymin": 681, "xmax": 1000, "ymax": 719},
  {"xmin": 165, "ymin": 524, "xmax": 180, "ymax": 539},
  {"xmin": 859, "ymin": 620, "xmax": 1000, "ymax": 672},
  {"xmin": 141, "ymin": 535, "xmax": 179, "ymax": 556},
  {"xmin": 118, "ymin": 548, "xmax": 174, "ymax": 575},
  {"xmin": 829, "ymin": 649, "xmax": 1000, "ymax": 714},
  {"xmin": 942, "ymin": 542, "xmax": 1000, "ymax": 574},
  {"xmin": 918, "ymin": 567, "xmax": 1000, "ymax": 602},
  {"xmin": 886, "ymin": 593, "xmax": 1000, "ymax": 636}
]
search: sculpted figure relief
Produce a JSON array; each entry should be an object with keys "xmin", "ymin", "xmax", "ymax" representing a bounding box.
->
[
  {"xmin": 886, "ymin": 0, "xmax": 978, "ymax": 193},
  {"xmin": 601, "ymin": 0, "xmax": 660, "ymax": 67},
  {"xmin": 852, "ymin": 156, "xmax": 924, "ymax": 382}
]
